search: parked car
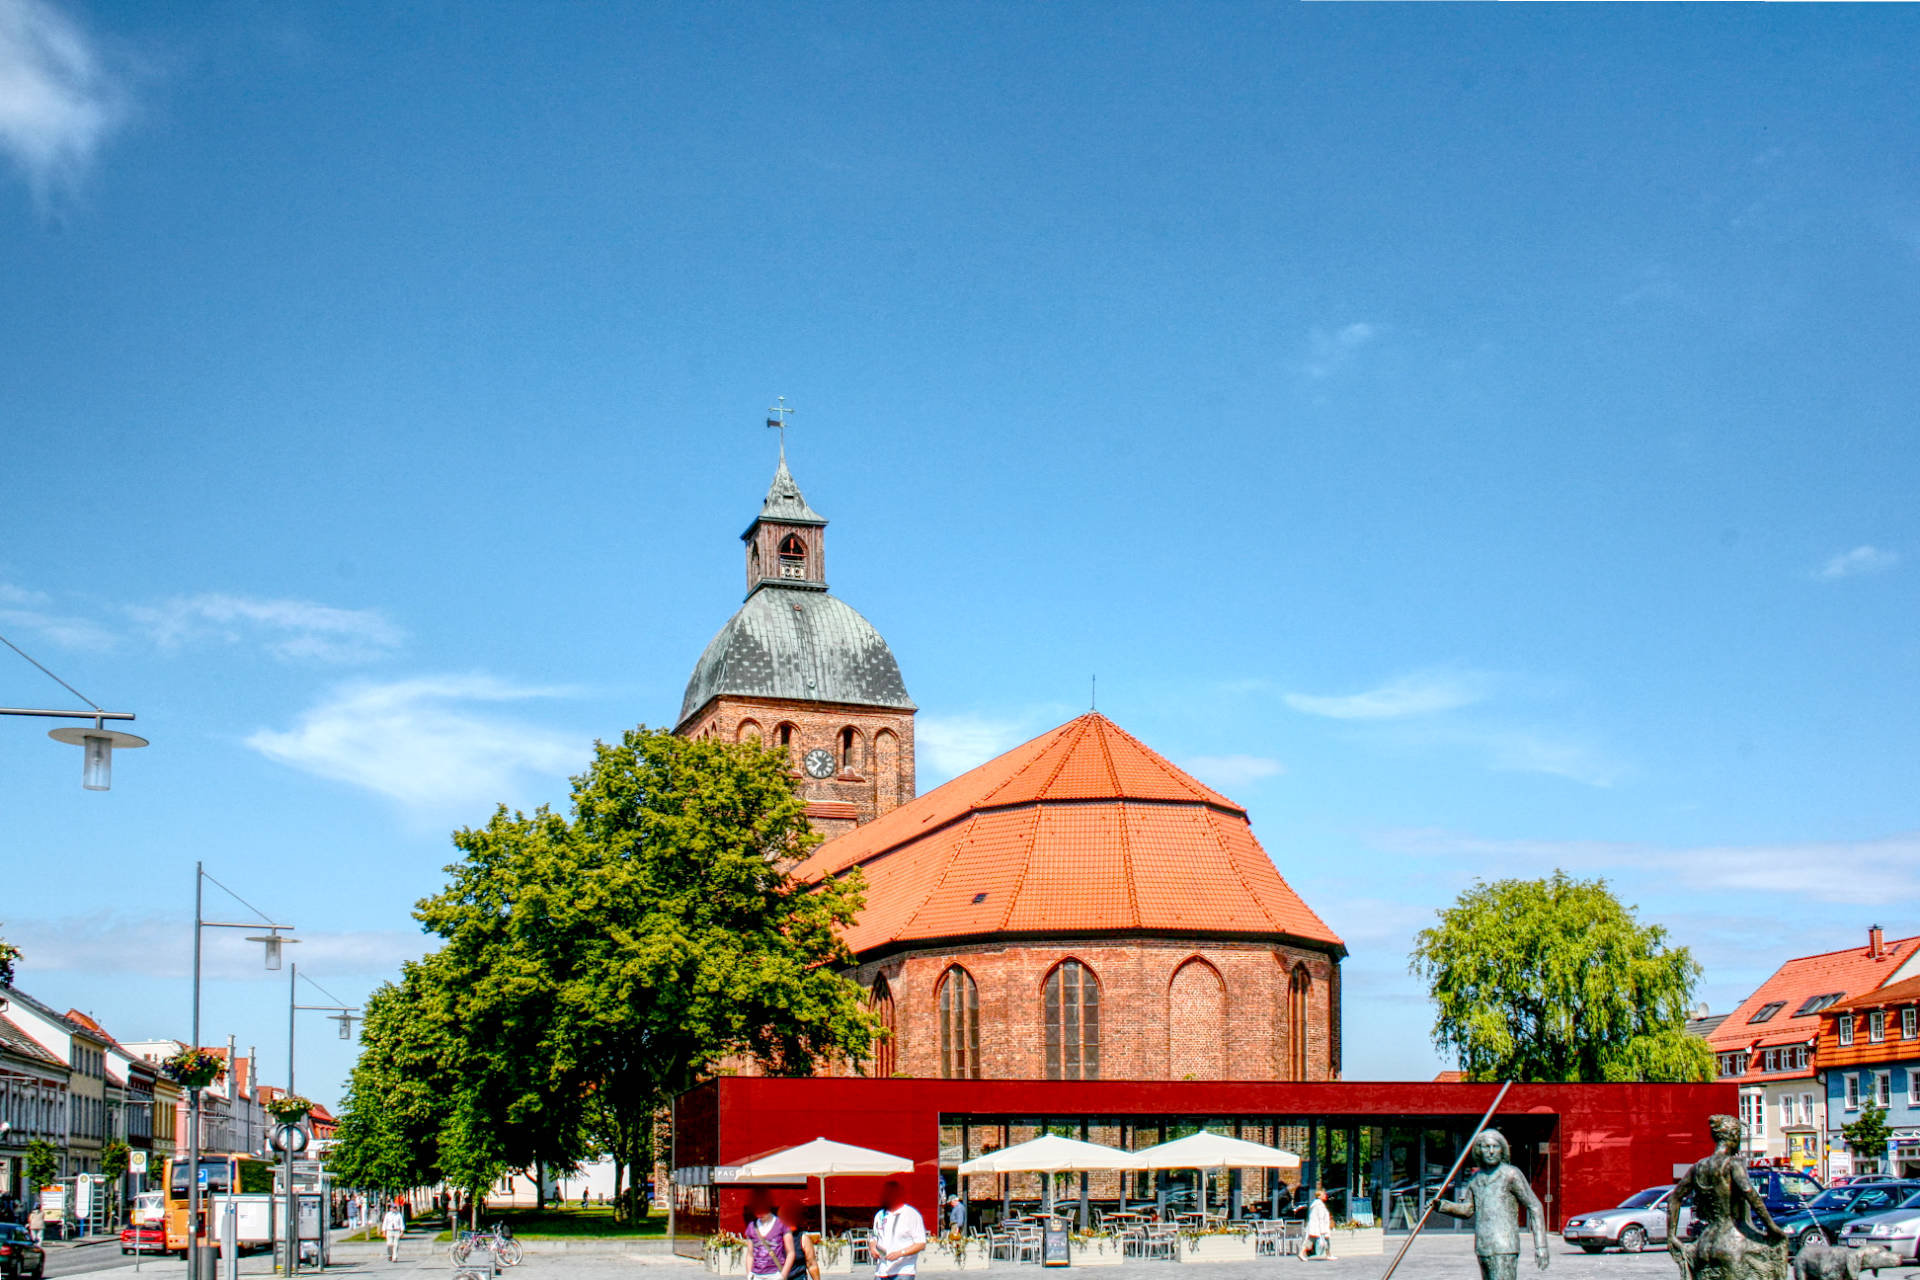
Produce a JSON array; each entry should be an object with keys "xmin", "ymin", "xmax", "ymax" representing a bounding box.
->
[
  {"xmin": 119, "ymin": 1222, "xmax": 167, "ymax": 1255},
  {"xmin": 1749, "ymin": 1167, "xmax": 1826, "ymax": 1217},
  {"xmin": 1774, "ymin": 1182, "xmax": 1920, "ymax": 1254},
  {"xmin": 1839, "ymin": 1188, "xmax": 1920, "ymax": 1262},
  {"xmin": 1835, "ymin": 1175, "xmax": 1899, "ymax": 1188},
  {"xmin": 0, "ymin": 1223, "xmax": 45, "ymax": 1280},
  {"xmin": 1564, "ymin": 1186, "xmax": 1688, "ymax": 1253}
]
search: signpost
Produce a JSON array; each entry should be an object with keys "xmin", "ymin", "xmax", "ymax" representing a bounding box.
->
[{"xmin": 1042, "ymin": 1219, "xmax": 1071, "ymax": 1267}]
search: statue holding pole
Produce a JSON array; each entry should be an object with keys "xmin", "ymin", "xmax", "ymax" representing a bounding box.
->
[{"xmin": 1433, "ymin": 1129, "xmax": 1551, "ymax": 1280}]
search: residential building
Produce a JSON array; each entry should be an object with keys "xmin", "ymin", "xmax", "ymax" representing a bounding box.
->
[
  {"xmin": 65, "ymin": 1010, "xmax": 162, "ymax": 1201},
  {"xmin": 1, "ymin": 984, "xmax": 112, "ymax": 1174},
  {"xmin": 1704, "ymin": 926, "xmax": 1918, "ymax": 1173},
  {"xmin": 0, "ymin": 1011, "xmax": 69, "ymax": 1200},
  {"xmin": 1817, "ymin": 965, "xmax": 1920, "ymax": 1179}
]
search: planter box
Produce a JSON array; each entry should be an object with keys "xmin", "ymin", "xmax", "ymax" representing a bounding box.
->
[
  {"xmin": 1182, "ymin": 1236, "xmax": 1258, "ymax": 1262},
  {"xmin": 919, "ymin": 1249, "xmax": 991, "ymax": 1272},
  {"xmin": 1329, "ymin": 1229, "xmax": 1385, "ymax": 1257},
  {"xmin": 1067, "ymin": 1244, "xmax": 1124, "ymax": 1267}
]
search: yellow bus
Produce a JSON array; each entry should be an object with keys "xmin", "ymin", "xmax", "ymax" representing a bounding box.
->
[{"xmin": 161, "ymin": 1154, "xmax": 276, "ymax": 1253}]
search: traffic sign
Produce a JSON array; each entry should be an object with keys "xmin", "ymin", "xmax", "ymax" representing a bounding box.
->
[{"xmin": 129, "ymin": 1151, "xmax": 148, "ymax": 1174}]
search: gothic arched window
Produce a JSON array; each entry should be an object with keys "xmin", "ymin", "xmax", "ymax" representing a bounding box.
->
[
  {"xmin": 871, "ymin": 976, "xmax": 897, "ymax": 1078},
  {"xmin": 778, "ymin": 533, "xmax": 807, "ymax": 579},
  {"xmin": 937, "ymin": 966, "xmax": 981, "ymax": 1079},
  {"xmin": 840, "ymin": 726, "xmax": 862, "ymax": 770},
  {"xmin": 1043, "ymin": 960, "xmax": 1100, "ymax": 1080},
  {"xmin": 1289, "ymin": 964, "xmax": 1312, "ymax": 1080}
]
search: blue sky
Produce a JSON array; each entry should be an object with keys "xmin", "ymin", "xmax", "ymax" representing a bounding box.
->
[{"xmin": 3, "ymin": 2, "xmax": 1919, "ymax": 1105}]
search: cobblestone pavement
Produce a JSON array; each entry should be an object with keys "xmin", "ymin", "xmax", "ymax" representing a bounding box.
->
[{"xmin": 51, "ymin": 1233, "xmax": 1692, "ymax": 1280}]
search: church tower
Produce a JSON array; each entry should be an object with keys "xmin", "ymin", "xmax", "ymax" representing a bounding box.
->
[{"xmin": 676, "ymin": 440, "xmax": 917, "ymax": 840}]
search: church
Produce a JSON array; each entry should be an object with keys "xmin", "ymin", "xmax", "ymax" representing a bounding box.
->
[{"xmin": 675, "ymin": 446, "xmax": 1347, "ymax": 1083}]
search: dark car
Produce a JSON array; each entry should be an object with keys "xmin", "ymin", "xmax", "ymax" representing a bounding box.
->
[
  {"xmin": 0, "ymin": 1223, "xmax": 45, "ymax": 1280},
  {"xmin": 1774, "ymin": 1182, "xmax": 1920, "ymax": 1254},
  {"xmin": 120, "ymin": 1222, "xmax": 167, "ymax": 1255},
  {"xmin": 1748, "ymin": 1167, "xmax": 1826, "ymax": 1218}
]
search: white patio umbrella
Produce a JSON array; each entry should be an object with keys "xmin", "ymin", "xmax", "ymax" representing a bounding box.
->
[
  {"xmin": 731, "ymin": 1137, "xmax": 915, "ymax": 1241},
  {"xmin": 960, "ymin": 1134, "xmax": 1142, "ymax": 1218},
  {"xmin": 1130, "ymin": 1131, "xmax": 1301, "ymax": 1216}
]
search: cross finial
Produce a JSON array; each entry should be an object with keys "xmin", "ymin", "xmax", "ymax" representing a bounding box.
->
[{"xmin": 765, "ymin": 396, "xmax": 795, "ymax": 462}]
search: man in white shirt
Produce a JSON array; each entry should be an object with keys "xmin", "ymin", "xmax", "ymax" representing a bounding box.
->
[{"xmin": 871, "ymin": 1182, "xmax": 928, "ymax": 1278}]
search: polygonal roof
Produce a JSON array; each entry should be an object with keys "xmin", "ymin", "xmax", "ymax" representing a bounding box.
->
[
  {"xmin": 792, "ymin": 713, "xmax": 1343, "ymax": 956},
  {"xmin": 679, "ymin": 585, "xmax": 914, "ymax": 727}
]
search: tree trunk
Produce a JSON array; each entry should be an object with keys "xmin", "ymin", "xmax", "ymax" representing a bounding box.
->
[{"xmin": 536, "ymin": 1160, "xmax": 545, "ymax": 1211}]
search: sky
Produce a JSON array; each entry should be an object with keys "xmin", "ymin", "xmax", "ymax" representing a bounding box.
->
[{"xmin": 3, "ymin": 1, "xmax": 1919, "ymax": 1108}]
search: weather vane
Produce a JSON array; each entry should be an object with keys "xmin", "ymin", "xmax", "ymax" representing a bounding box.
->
[{"xmin": 766, "ymin": 396, "xmax": 794, "ymax": 461}]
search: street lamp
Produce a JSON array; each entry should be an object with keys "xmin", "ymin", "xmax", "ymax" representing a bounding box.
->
[
  {"xmin": 190, "ymin": 863, "xmax": 295, "ymax": 1280},
  {"xmin": 284, "ymin": 964, "xmax": 359, "ymax": 1276},
  {"xmin": 1, "ymin": 631, "xmax": 146, "ymax": 790}
]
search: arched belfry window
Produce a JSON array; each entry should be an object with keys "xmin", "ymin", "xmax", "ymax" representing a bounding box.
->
[
  {"xmin": 1043, "ymin": 960, "xmax": 1100, "ymax": 1080},
  {"xmin": 1289, "ymin": 964, "xmax": 1312, "ymax": 1081},
  {"xmin": 937, "ymin": 966, "xmax": 981, "ymax": 1079},
  {"xmin": 871, "ymin": 976, "xmax": 897, "ymax": 1078},
  {"xmin": 840, "ymin": 726, "xmax": 861, "ymax": 771},
  {"xmin": 778, "ymin": 533, "xmax": 807, "ymax": 579}
]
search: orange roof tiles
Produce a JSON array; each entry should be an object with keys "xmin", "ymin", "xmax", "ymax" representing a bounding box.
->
[
  {"xmin": 1706, "ymin": 931, "xmax": 1920, "ymax": 1083},
  {"xmin": 793, "ymin": 713, "xmax": 1343, "ymax": 956},
  {"xmin": 1834, "ymin": 973, "xmax": 1920, "ymax": 1012}
]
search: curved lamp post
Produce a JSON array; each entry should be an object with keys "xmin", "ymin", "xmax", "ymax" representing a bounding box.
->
[{"xmin": 284, "ymin": 964, "xmax": 358, "ymax": 1276}]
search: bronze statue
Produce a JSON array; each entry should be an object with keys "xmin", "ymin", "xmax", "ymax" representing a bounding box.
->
[
  {"xmin": 1669, "ymin": 1114, "xmax": 1788, "ymax": 1280},
  {"xmin": 1436, "ymin": 1129, "xmax": 1551, "ymax": 1280}
]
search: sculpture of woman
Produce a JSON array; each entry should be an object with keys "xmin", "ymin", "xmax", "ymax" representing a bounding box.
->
[{"xmin": 1670, "ymin": 1115, "xmax": 1788, "ymax": 1280}]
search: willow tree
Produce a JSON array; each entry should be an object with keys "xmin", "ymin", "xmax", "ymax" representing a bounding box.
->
[{"xmin": 1410, "ymin": 870, "xmax": 1713, "ymax": 1083}]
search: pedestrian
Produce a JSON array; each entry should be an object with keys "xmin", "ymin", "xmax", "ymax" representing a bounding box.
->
[
  {"xmin": 872, "ymin": 1181, "xmax": 927, "ymax": 1280},
  {"xmin": 382, "ymin": 1200, "xmax": 407, "ymax": 1263},
  {"xmin": 946, "ymin": 1196, "xmax": 966, "ymax": 1239},
  {"xmin": 782, "ymin": 1200, "xmax": 820, "ymax": 1280},
  {"xmin": 743, "ymin": 1192, "xmax": 793, "ymax": 1280},
  {"xmin": 26, "ymin": 1206, "xmax": 43, "ymax": 1244},
  {"xmin": 1298, "ymin": 1190, "xmax": 1332, "ymax": 1261}
]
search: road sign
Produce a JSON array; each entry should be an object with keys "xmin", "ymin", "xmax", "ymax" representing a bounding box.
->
[
  {"xmin": 129, "ymin": 1151, "xmax": 148, "ymax": 1174},
  {"xmin": 199, "ymin": 1168, "xmax": 210, "ymax": 1188}
]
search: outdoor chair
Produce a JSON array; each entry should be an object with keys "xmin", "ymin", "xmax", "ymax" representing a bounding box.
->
[
  {"xmin": 1141, "ymin": 1225, "xmax": 1179, "ymax": 1261},
  {"xmin": 847, "ymin": 1229, "xmax": 873, "ymax": 1266},
  {"xmin": 1012, "ymin": 1226, "xmax": 1044, "ymax": 1264}
]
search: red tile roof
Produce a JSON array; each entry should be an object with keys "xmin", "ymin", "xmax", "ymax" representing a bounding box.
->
[
  {"xmin": 1833, "ymin": 973, "xmax": 1920, "ymax": 1012},
  {"xmin": 1706, "ymin": 932, "xmax": 1920, "ymax": 1082},
  {"xmin": 793, "ymin": 713, "xmax": 1343, "ymax": 956}
]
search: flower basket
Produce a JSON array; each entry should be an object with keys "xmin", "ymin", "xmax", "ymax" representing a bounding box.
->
[
  {"xmin": 160, "ymin": 1047, "xmax": 226, "ymax": 1090},
  {"xmin": 264, "ymin": 1095, "xmax": 314, "ymax": 1125}
]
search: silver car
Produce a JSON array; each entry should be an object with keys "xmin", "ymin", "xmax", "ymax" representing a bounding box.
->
[
  {"xmin": 1840, "ymin": 1188, "xmax": 1920, "ymax": 1263},
  {"xmin": 1564, "ymin": 1187, "xmax": 1687, "ymax": 1253}
]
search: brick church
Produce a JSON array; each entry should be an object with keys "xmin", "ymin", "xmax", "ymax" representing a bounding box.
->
[{"xmin": 676, "ymin": 451, "xmax": 1346, "ymax": 1082}]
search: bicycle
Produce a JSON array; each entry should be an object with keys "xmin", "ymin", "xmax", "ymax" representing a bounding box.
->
[{"xmin": 449, "ymin": 1224, "xmax": 522, "ymax": 1267}]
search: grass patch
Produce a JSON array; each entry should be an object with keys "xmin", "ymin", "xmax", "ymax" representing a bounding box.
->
[{"xmin": 429, "ymin": 1206, "xmax": 667, "ymax": 1242}]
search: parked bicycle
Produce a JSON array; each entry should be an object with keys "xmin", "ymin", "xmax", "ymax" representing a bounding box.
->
[{"xmin": 449, "ymin": 1223, "xmax": 523, "ymax": 1267}]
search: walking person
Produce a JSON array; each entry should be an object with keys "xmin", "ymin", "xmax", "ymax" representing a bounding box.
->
[
  {"xmin": 744, "ymin": 1192, "xmax": 794, "ymax": 1280},
  {"xmin": 382, "ymin": 1200, "xmax": 407, "ymax": 1263},
  {"xmin": 782, "ymin": 1201, "xmax": 819, "ymax": 1280},
  {"xmin": 872, "ymin": 1181, "xmax": 927, "ymax": 1280},
  {"xmin": 1298, "ymin": 1190, "xmax": 1332, "ymax": 1261},
  {"xmin": 946, "ymin": 1196, "xmax": 966, "ymax": 1240}
]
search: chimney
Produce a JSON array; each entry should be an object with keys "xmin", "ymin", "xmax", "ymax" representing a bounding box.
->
[{"xmin": 1870, "ymin": 925, "xmax": 1885, "ymax": 959}]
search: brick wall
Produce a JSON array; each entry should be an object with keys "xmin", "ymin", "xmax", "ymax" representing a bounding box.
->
[
  {"xmin": 679, "ymin": 693, "xmax": 916, "ymax": 834},
  {"xmin": 844, "ymin": 937, "xmax": 1340, "ymax": 1082}
]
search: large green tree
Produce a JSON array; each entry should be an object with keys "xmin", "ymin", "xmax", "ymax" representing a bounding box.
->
[
  {"xmin": 1410, "ymin": 870, "xmax": 1714, "ymax": 1083},
  {"xmin": 333, "ymin": 728, "xmax": 880, "ymax": 1220}
]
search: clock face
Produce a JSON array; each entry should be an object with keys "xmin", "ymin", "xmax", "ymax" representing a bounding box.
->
[{"xmin": 803, "ymin": 747, "xmax": 836, "ymax": 779}]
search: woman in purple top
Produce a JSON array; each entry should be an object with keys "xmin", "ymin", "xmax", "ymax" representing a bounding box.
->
[{"xmin": 744, "ymin": 1192, "xmax": 794, "ymax": 1280}]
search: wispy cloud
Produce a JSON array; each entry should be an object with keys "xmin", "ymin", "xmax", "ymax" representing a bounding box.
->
[
  {"xmin": 917, "ymin": 712, "xmax": 1044, "ymax": 783},
  {"xmin": 0, "ymin": 580, "xmax": 117, "ymax": 650},
  {"xmin": 1377, "ymin": 827, "xmax": 1920, "ymax": 904},
  {"xmin": 0, "ymin": 0, "xmax": 122, "ymax": 202},
  {"xmin": 1300, "ymin": 322, "xmax": 1378, "ymax": 380},
  {"xmin": 1179, "ymin": 753, "xmax": 1285, "ymax": 790},
  {"xmin": 1284, "ymin": 669, "xmax": 1490, "ymax": 721},
  {"xmin": 132, "ymin": 593, "xmax": 406, "ymax": 663},
  {"xmin": 5, "ymin": 911, "xmax": 426, "ymax": 981},
  {"xmin": 1817, "ymin": 545, "xmax": 1900, "ymax": 580},
  {"xmin": 246, "ymin": 674, "xmax": 582, "ymax": 813}
]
